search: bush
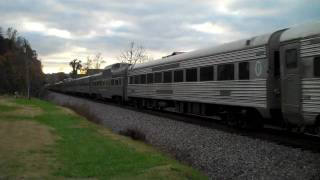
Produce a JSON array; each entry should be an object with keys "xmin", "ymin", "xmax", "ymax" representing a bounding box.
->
[{"xmin": 119, "ymin": 128, "xmax": 146, "ymax": 141}]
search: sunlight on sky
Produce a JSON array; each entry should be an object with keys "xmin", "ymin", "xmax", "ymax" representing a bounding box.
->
[{"xmin": 23, "ymin": 21, "xmax": 73, "ymax": 39}]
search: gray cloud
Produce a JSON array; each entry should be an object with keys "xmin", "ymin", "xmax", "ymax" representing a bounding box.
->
[{"xmin": 0, "ymin": 0, "xmax": 319, "ymax": 73}]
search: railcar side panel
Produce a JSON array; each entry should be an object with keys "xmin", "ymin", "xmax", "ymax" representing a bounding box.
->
[
  {"xmin": 300, "ymin": 36, "xmax": 320, "ymax": 125},
  {"xmin": 128, "ymin": 46, "xmax": 270, "ymax": 117}
]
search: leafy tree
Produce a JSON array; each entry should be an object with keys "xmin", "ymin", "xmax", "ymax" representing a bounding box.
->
[
  {"xmin": 0, "ymin": 27, "xmax": 3, "ymax": 38},
  {"xmin": 6, "ymin": 27, "xmax": 18, "ymax": 49},
  {"xmin": 0, "ymin": 26, "xmax": 44, "ymax": 96},
  {"xmin": 69, "ymin": 59, "xmax": 82, "ymax": 78}
]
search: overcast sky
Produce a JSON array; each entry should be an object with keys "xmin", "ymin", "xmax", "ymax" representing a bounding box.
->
[{"xmin": 1, "ymin": 0, "xmax": 319, "ymax": 73}]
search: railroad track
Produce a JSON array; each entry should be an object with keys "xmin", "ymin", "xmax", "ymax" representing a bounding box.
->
[{"xmin": 135, "ymin": 108, "xmax": 320, "ymax": 153}]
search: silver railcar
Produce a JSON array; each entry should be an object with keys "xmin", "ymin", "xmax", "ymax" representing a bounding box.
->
[{"xmin": 127, "ymin": 21, "xmax": 320, "ymax": 131}]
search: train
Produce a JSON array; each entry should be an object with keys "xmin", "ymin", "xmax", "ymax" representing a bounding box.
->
[{"xmin": 50, "ymin": 21, "xmax": 320, "ymax": 135}]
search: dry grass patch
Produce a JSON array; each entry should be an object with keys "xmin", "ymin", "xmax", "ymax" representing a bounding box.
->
[
  {"xmin": 0, "ymin": 98, "xmax": 43, "ymax": 118},
  {"xmin": 0, "ymin": 96, "xmax": 16, "ymax": 106},
  {"xmin": 7, "ymin": 106, "xmax": 43, "ymax": 118},
  {"xmin": 0, "ymin": 120, "xmax": 57, "ymax": 179}
]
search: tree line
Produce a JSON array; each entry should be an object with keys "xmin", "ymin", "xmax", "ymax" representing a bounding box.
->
[{"xmin": 0, "ymin": 27, "xmax": 44, "ymax": 96}]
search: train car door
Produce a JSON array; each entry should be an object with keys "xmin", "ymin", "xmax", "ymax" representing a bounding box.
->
[{"xmin": 280, "ymin": 42, "xmax": 302, "ymax": 124}]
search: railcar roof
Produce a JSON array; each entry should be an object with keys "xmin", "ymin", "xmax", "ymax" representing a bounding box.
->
[
  {"xmin": 76, "ymin": 76, "xmax": 91, "ymax": 80},
  {"xmin": 280, "ymin": 21, "xmax": 320, "ymax": 42},
  {"xmin": 132, "ymin": 33, "xmax": 272, "ymax": 70}
]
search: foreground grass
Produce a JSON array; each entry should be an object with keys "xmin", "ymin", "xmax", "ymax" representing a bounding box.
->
[{"xmin": 0, "ymin": 96, "xmax": 206, "ymax": 179}]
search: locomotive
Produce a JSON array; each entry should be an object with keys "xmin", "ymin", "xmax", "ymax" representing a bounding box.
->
[{"xmin": 50, "ymin": 21, "xmax": 320, "ymax": 134}]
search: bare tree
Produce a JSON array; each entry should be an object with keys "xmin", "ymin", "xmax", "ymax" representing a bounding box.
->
[
  {"xmin": 69, "ymin": 59, "xmax": 82, "ymax": 78},
  {"xmin": 92, "ymin": 53, "xmax": 105, "ymax": 69},
  {"xmin": 80, "ymin": 56, "xmax": 93, "ymax": 74},
  {"xmin": 118, "ymin": 41, "xmax": 150, "ymax": 68},
  {"xmin": 81, "ymin": 53, "xmax": 106, "ymax": 74}
]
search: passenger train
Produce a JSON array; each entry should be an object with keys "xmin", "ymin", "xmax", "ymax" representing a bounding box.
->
[{"xmin": 50, "ymin": 21, "xmax": 320, "ymax": 135}]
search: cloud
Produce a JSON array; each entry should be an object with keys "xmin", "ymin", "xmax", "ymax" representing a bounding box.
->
[
  {"xmin": 0, "ymin": 0, "xmax": 319, "ymax": 73},
  {"xmin": 188, "ymin": 22, "xmax": 231, "ymax": 34},
  {"xmin": 23, "ymin": 21, "xmax": 73, "ymax": 39}
]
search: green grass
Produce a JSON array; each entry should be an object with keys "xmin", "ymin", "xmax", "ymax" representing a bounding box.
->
[{"xmin": 0, "ymin": 97, "xmax": 207, "ymax": 179}]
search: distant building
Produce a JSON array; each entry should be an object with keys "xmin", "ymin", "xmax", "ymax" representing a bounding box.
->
[
  {"xmin": 162, "ymin": 52, "xmax": 186, "ymax": 59},
  {"xmin": 86, "ymin": 69, "xmax": 103, "ymax": 75},
  {"xmin": 45, "ymin": 72, "xmax": 70, "ymax": 85}
]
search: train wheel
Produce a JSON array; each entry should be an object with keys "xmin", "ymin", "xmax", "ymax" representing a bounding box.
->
[
  {"xmin": 238, "ymin": 117, "xmax": 249, "ymax": 129},
  {"xmin": 225, "ymin": 113, "xmax": 237, "ymax": 127},
  {"xmin": 246, "ymin": 109, "xmax": 263, "ymax": 129}
]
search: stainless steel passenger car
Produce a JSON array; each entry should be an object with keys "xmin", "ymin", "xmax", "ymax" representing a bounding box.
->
[
  {"xmin": 279, "ymin": 23, "xmax": 320, "ymax": 128},
  {"xmin": 91, "ymin": 63, "xmax": 130, "ymax": 101},
  {"xmin": 127, "ymin": 22, "xmax": 320, "ymax": 131},
  {"xmin": 51, "ymin": 63, "xmax": 129, "ymax": 102},
  {"xmin": 49, "ymin": 21, "xmax": 320, "ymax": 133}
]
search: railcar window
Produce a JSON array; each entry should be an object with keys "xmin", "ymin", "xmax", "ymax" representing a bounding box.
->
[
  {"xmin": 134, "ymin": 75, "xmax": 140, "ymax": 84},
  {"xmin": 314, "ymin": 57, "xmax": 320, "ymax": 77},
  {"xmin": 155, "ymin": 72, "xmax": 162, "ymax": 83},
  {"xmin": 119, "ymin": 79, "xmax": 121, "ymax": 85},
  {"xmin": 111, "ymin": 79, "xmax": 114, "ymax": 86},
  {"xmin": 174, "ymin": 70, "xmax": 183, "ymax": 82},
  {"xmin": 200, "ymin": 66, "xmax": 214, "ymax": 81},
  {"xmin": 163, "ymin": 71, "xmax": 172, "ymax": 83},
  {"xmin": 140, "ymin": 74, "xmax": 146, "ymax": 84},
  {"xmin": 129, "ymin": 76, "xmax": 133, "ymax": 84},
  {"xmin": 115, "ymin": 80, "xmax": 118, "ymax": 85},
  {"xmin": 147, "ymin": 73, "xmax": 153, "ymax": 84},
  {"xmin": 239, "ymin": 62, "xmax": 250, "ymax": 80},
  {"xmin": 285, "ymin": 49, "xmax": 297, "ymax": 68},
  {"xmin": 186, "ymin": 68, "xmax": 197, "ymax": 82},
  {"xmin": 218, "ymin": 64, "xmax": 234, "ymax": 81}
]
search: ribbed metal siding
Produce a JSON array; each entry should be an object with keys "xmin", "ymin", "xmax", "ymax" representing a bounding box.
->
[
  {"xmin": 301, "ymin": 36, "xmax": 320, "ymax": 123},
  {"xmin": 128, "ymin": 46, "xmax": 268, "ymax": 109},
  {"xmin": 301, "ymin": 36, "xmax": 320, "ymax": 58},
  {"xmin": 130, "ymin": 46, "xmax": 267, "ymax": 75},
  {"xmin": 301, "ymin": 78, "xmax": 320, "ymax": 123},
  {"xmin": 100, "ymin": 86, "xmax": 123, "ymax": 98},
  {"xmin": 128, "ymin": 79, "xmax": 267, "ymax": 108}
]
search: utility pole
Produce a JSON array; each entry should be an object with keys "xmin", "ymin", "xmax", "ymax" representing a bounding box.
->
[{"xmin": 23, "ymin": 47, "xmax": 31, "ymax": 100}]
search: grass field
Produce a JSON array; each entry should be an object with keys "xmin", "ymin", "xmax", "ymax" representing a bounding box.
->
[{"xmin": 0, "ymin": 96, "xmax": 207, "ymax": 179}]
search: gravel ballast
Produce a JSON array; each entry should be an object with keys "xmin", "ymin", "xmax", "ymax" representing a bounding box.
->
[{"xmin": 46, "ymin": 92, "xmax": 320, "ymax": 179}]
